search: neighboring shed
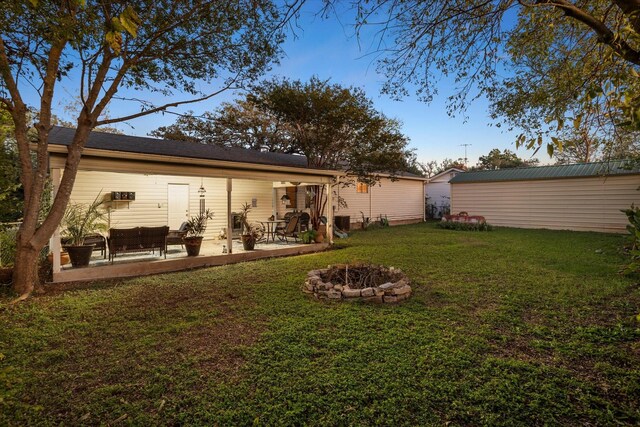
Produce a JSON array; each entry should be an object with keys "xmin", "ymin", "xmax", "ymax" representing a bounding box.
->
[
  {"xmin": 449, "ymin": 161, "xmax": 640, "ymax": 233},
  {"xmin": 425, "ymin": 168, "xmax": 465, "ymax": 218}
]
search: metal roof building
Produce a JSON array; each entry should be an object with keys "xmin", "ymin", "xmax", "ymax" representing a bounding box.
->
[
  {"xmin": 449, "ymin": 161, "xmax": 639, "ymax": 184},
  {"xmin": 450, "ymin": 161, "xmax": 640, "ymax": 233}
]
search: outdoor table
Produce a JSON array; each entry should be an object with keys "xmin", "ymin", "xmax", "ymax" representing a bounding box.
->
[{"xmin": 260, "ymin": 220, "xmax": 285, "ymax": 243}]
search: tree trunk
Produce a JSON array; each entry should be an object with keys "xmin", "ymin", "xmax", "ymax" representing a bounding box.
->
[
  {"xmin": 10, "ymin": 123, "xmax": 94, "ymax": 297},
  {"xmin": 11, "ymin": 241, "xmax": 39, "ymax": 299},
  {"xmin": 310, "ymin": 184, "xmax": 327, "ymax": 230}
]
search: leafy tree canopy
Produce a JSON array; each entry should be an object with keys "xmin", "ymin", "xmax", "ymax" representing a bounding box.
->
[
  {"xmin": 420, "ymin": 159, "xmax": 466, "ymax": 177},
  {"xmin": 0, "ymin": 106, "xmax": 22, "ymax": 222},
  {"xmin": 472, "ymin": 148, "xmax": 538, "ymax": 171},
  {"xmin": 337, "ymin": 0, "xmax": 640, "ymax": 156},
  {"xmin": 152, "ymin": 76, "xmax": 415, "ymax": 183}
]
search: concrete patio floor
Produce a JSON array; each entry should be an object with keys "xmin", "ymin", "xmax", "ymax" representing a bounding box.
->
[
  {"xmin": 73, "ymin": 237, "xmax": 306, "ymax": 268},
  {"xmin": 53, "ymin": 237, "xmax": 327, "ymax": 283}
]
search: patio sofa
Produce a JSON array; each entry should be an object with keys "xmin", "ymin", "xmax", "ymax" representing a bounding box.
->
[{"xmin": 107, "ymin": 226, "xmax": 169, "ymax": 263}]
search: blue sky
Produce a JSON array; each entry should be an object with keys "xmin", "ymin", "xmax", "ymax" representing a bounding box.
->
[{"xmin": 50, "ymin": 4, "xmax": 542, "ymax": 167}]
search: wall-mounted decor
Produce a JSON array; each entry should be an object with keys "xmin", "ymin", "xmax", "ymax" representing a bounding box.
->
[{"xmin": 111, "ymin": 191, "xmax": 135, "ymax": 201}]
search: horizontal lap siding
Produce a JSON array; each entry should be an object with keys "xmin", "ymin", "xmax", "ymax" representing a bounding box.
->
[
  {"xmin": 371, "ymin": 178, "xmax": 424, "ymax": 222},
  {"xmin": 229, "ymin": 179, "xmax": 274, "ymax": 233},
  {"xmin": 335, "ymin": 184, "xmax": 371, "ymax": 223},
  {"xmin": 426, "ymin": 181, "xmax": 452, "ymax": 206},
  {"xmin": 336, "ymin": 178, "xmax": 424, "ymax": 223},
  {"xmin": 451, "ymin": 175, "xmax": 640, "ymax": 233},
  {"xmin": 70, "ymin": 171, "xmax": 273, "ymax": 241}
]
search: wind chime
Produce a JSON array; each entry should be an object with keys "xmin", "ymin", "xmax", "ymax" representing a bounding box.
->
[{"xmin": 198, "ymin": 178, "xmax": 206, "ymax": 215}]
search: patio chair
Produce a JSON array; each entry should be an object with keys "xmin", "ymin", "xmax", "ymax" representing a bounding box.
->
[
  {"xmin": 84, "ymin": 234, "xmax": 107, "ymax": 259},
  {"xmin": 275, "ymin": 212, "xmax": 296, "ymax": 233},
  {"xmin": 299, "ymin": 212, "xmax": 310, "ymax": 232},
  {"xmin": 276, "ymin": 214, "xmax": 299, "ymax": 243},
  {"xmin": 167, "ymin": 222, "xmax": 188, "ymax": 249}
]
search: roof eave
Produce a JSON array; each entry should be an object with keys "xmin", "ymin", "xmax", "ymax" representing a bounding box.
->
[
  {"xmin": 43, "ymin": 144, "xmax": 344, "ymax": 177},
  {"xmin": 450, "ymin": 172, "xmax": 640, "ymax": 184},
  {"xmin": 429, "ymin": 167, "xmax": 465, "ymax": 182},
  {"xmin": 345, "ymin": 172, "xmax": 428, "ymax": 182}
]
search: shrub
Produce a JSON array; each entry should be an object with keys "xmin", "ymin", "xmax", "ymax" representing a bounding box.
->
[
  {"xmin": 0, "ymin": 225, "xmax": 17, "ymax": 267},
  {"xmin": 300, "ymin": 229, "xmax": 317, "ymax": 243},
  {"xmin": 621, "ymin": 204, "xmax": 640, "ymax": 275},
  {"xmin": 437, "ymin": 220, "xmax": 493, "ymax": 232}
]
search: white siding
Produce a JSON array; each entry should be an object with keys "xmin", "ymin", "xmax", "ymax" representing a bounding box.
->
[
  {"xmin": 425, "ymin": 181, "xmax": 452, "ymax": 209},
  {"xmin": 272, "ymin": 178, "xmax": 425, "ymax": 225},
  {"xmin": 451, "ymin": 175, "xmax": 640, "ymax": 233},
  {"xmin": 336, "ymin": 178, "xmax": 424, "ymax": 224},
  {"xmin": 69, "ymin": 171, "xmax": 273, "ymax": 240}
]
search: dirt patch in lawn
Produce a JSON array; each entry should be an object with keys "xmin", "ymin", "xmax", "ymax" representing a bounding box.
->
[{"xmin": 10, "ymin": 275, "xmax": 269, "ymax": 424}]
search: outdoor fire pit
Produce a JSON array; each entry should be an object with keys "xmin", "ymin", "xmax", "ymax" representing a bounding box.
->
[{"xmin": 303, "ymin": 264, "xmax": 411, "ymax": 303}]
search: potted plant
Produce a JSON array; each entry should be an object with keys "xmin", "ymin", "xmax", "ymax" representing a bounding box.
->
[
  {"xmin": 183, "ymin": 210, "xmax": 214, "ymax": 256},
  {"xmin": 47, "ymin": 251, "xmax": 70, "ymax": 266},
  {"xmin": 238, "ymin": 202, "xmax": 263, "ymax": 250},
  {"xmin": 61, "ymin": 194, "xmax": 108, "ymax": 267},
  {"xmin": 314, "ymin": 224, "xmax": 327, "ymax": 243}
]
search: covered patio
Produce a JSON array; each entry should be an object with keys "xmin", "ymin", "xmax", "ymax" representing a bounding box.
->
[{"xmin": 46, "ymin": 127, "xmax": 342, "ymax": 283}]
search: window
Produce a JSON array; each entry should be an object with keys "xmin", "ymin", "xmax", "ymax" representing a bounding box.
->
[{"xmin": 356, "ymin": 182, "xmax": 369, "ymax": 193}]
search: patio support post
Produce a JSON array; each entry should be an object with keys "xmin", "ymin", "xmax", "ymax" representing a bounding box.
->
[
  {"xmin": 271, "ymin": 187, "xmax": 277, "ymax": 218},
  {"xmin": 226, "ymin": 178, "xmax": 233, "ymax": 254},
  {"xmin": 326, "ymin": 182, "xmax": 334, "ymax": 244},
  {"xmin": 49, "ymin": 168, "xmax": 62, "ymax": 274}
]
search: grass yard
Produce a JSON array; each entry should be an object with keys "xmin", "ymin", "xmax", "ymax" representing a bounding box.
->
[{"xmin": 1, "ymin": 223, "xmax": 639, "ymax": 425}]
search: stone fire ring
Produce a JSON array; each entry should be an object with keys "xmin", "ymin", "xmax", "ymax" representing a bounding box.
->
[{"xmin": 303, "ymin": 264, "xmax": 412, "ymax": 304}]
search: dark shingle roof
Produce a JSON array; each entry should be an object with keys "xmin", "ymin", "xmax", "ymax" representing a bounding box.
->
[
  {"xmin": 47, "ymin": 126, "xmax": 310, "ymax": 169},
  {"xmin": 449, "ymin": 161, "xmax": 640, "ymax": 184}
]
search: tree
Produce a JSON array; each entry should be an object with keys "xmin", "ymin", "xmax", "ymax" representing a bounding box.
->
[
  {"xmin": 0, "ymin": 0, "xmax": 300, "ymax": 299},
  {"xmin": 487, "ymin": 3, "xmax": 640, "ymax": 160},
  {"xmin": 415, "ymin": 159, "xmax": 467, "ymax": 178},
  {"xmin": 552, "ymin": 108, "xmax": 640, "ymax": 164},
  {"xmin": 473, "ymin": 149, "xmax": 538, "ymax": 170},
  {"xmin": 153, "ymin": 76, "xmax": 414, "ymax": 228},
  {"xmin": 438, "ymin": 158, "xmax": 467, "ymax": 172},
  {"xmin": 0, "ymin": 106, "xmax": 22, "ymax": 222},
  {"xmin": 336, "ymin": 1, "xmax": 640, "ymax": 155},
  {"xmin": 150, "ymin": 102, "xmax": 293, "ymax": 153}
]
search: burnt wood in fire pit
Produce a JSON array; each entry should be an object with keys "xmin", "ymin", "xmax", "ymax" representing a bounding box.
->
[{"xmin": 303, "ymin": 264, "xmax": 411, "ymax": 303}]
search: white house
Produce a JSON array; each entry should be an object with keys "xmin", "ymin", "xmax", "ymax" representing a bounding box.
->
[
  {"xmin": 425, "ymin": 167, "xmax": 464, "ymax": 218},
  {"xmin": 45, "ymin": 127, "xmax": 427, "ymax": 282},
  {"xmin": 275, "ymin": 173, "xmax": 427, "ymax": 230}
]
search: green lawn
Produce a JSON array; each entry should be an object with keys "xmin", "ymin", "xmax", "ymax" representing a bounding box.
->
[{"xmin": 1, "ymin": 223, "xmax": 639, "ymax": 425}]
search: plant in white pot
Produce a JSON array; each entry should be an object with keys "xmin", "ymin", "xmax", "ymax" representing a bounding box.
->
[
  {"xmin": 183, "ymin": 210, "xmax": 214, "ymax": 256},
  {"xmin": 61, "ymin": 194, "xmax": 107, "ymax": 267}
]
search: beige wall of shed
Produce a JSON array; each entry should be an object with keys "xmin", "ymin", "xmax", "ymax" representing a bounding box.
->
[
  {"xmin": 68, "ymin": 170, "xmax": 274, "ymax": 240},
  {"xmin": 451, "ymin": 175, "xmax": 640, "ymax": 233}
]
